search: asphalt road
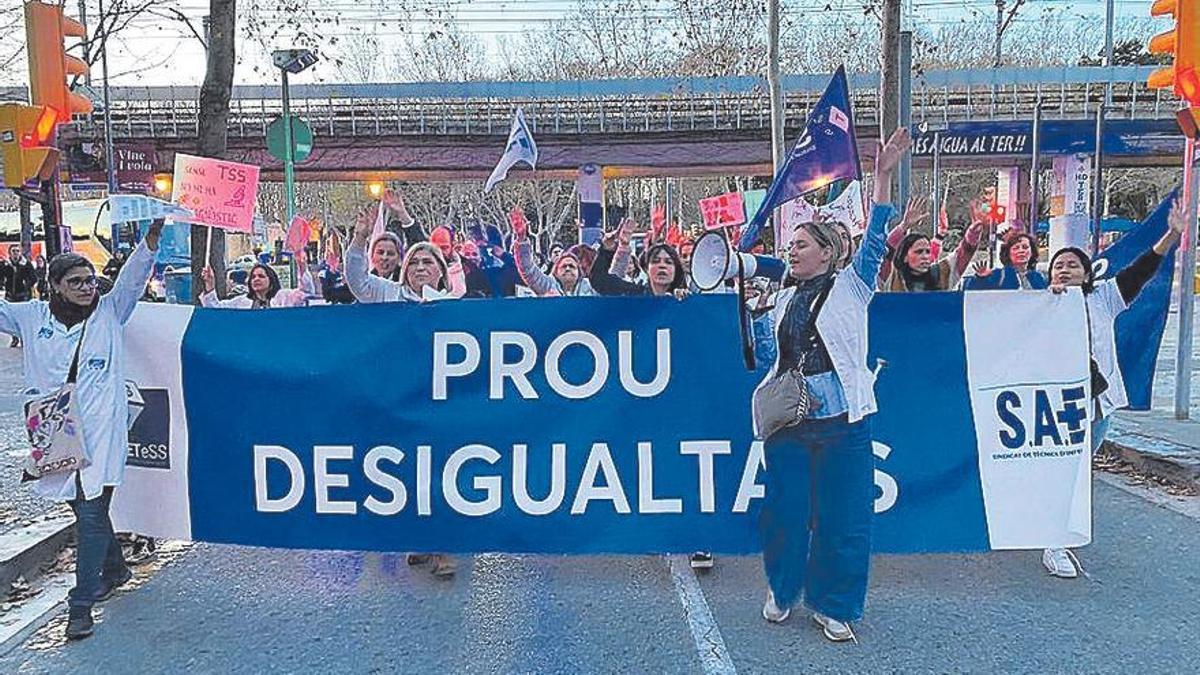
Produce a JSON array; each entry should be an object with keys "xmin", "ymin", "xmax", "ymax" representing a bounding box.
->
[{"xmin": 1, "ymin": 477, "xmax": 1196, "ymax": 674}]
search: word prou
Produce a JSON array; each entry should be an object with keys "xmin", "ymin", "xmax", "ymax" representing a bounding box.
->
[{"xmin": 432, "ymin": 329, "xmax": 671, "ymax": 401}]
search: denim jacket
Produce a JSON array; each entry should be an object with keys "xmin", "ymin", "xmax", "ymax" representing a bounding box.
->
[{"xmin": 753, "ymin": 203, "xmax": 894, "ymax": 435}]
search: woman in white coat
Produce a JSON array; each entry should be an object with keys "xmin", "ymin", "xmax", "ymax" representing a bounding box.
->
[
  {"xmin": 753, "ymin": 129, "xmax": 910, "ymax": 643},
  {"xmin": 0, "ymin": 221, "xmax": 162, "ymax": 640},
  {"xmin": 345, "ymin": 203, "xmax": 461, "ymax": 578},
  {"xmin": 199, "ymin": 255, "xmax": 314, "ymax": 309},
  {"xmin": 346, "ymin": 202, "xmax": 464, "ymax": 304}
]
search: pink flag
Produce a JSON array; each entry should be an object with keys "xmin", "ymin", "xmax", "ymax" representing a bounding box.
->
[{"xmin": 284, "ymin": 215, "xmax": 312, "ymax": 255}]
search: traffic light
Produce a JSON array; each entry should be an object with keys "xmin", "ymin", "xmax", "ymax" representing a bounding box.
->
[
  {"xmin": 0, "ymin": 103, "xmax": 60, "ymax": 188},
  {"xmin": 1148, "ymin": 0, "xmax": 1200, "ymax": 106},
  {"xmin": 24, "ymin": 1, "xmax": 92, "ymax": 122}
]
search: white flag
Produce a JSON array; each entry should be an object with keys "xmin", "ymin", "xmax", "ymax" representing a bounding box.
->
[
  {"xmin": 485, "ymin": 108, "xmax": 538, "ymax": 194},
  {"xmin": 818, "ymin": 180, "xmax": 866, "ymax": 237},
  {"xmin": 109, "ymin": 194, "xmax": 194, "ymax": 225}
]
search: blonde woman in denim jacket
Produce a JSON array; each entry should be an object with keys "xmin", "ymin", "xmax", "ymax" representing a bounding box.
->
[{"xmin": 754, "ymin": 128, "xmax": 910, "ymax": 642}]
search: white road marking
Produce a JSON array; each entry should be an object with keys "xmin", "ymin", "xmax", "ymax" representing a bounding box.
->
[{"xmin": 667, "ymin": 555, "xmax": 737, "ymax": 675}]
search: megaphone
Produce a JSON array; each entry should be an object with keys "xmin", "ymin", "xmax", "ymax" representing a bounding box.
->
[{"xmin": 690, "ymin": 230, "xmax": 786, "ymax": 292}]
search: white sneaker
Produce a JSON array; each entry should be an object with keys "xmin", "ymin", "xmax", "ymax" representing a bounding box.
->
[
  {"xmin": 762, "ymin": 590, "xmax": 791, "ymax": 623},
  {"xmin": 1042, "ymin": 548, "xmax": 1078, "ymax": 578},
  {"xmin": 812, "ymin": 612, "xmax": 855, "ymax": 642}
]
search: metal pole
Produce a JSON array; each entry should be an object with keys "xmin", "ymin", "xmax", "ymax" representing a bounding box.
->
[
  {"xmin": 282, "ymin": 69, "xmax": 296, "ymax": 227},
  {"xmin": 78, "ymin": 0, "xmax": 90, "ymax": 87},
  {"xmin": 1029, "ymin": 101, "xmax": 1042, "ymax": 232},
  {"xmin": 1176, "ymin": 134, "xmax": 1197, "ymax": 420},
  {"xmin": 898, "ymin": 31, "xmax": 913, "ymax": 212},
  {"xmin": 931, "ymin": 130, "xmax": 941, "ymax": 236},
  {"xmin": 99, "ymin": 0, "xmax": 116, "ymax": 199},
  {"xmin": 1091, "ymin": 104, "xmax": 1106, "ymax": 256},
  {"xmin": 1104, "ymin": 0, "xmax": 1115, "ymax": 106},
  {"xmin": 994, "ymin": 0, "xmax": 1005, "ymax": 67},
  {"xmin": 766, "ymin": 0, "xmax": 785, "ymax": 174}
]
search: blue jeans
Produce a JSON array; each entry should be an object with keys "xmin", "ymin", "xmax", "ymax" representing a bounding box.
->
[
  {"xmin": 66, "ymin": 482, "xmax": 129, "ymax": 610},
  {"xmin": 760, "ymin": 415, "xmax": 873, "ymax": 623}
]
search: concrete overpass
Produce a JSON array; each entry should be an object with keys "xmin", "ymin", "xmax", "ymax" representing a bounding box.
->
[{"xmin": 5, "ymin": 66, "xmax": 1182, "ymax": 181}]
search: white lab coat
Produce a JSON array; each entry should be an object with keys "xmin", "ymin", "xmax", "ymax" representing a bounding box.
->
[
  {"xmin": 199, "ymin": 270, "xmax": 315, "ymax": 309},
  {"xmin": 0, "ymin": 241, "xmax": 155, "ymax": 501},
  {"xmin": 1087, "ymin": 279, "xmax": 1130, "ymax": 419},
  {"xmin": 345, "ymin": 241, "xmax": 455, "ymax": 303}
]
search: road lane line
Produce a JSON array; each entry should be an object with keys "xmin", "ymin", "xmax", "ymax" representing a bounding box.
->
[
  {"xmin": 667, "ymin": 555, "xmax": 737, "ymax": 675},
  {"xmin": 1096, "ymin": 473, "xmax": 1200, "ymax": 521}
]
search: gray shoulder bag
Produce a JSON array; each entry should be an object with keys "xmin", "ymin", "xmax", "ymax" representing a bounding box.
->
[{"xmin": 752, "ymin": 282, "xmax": 832, "ymax": 440}]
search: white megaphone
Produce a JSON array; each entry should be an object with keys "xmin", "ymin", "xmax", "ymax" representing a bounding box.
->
[{"xmin": 690, "ymin": 230, "xmax": 786, "ymax": 292}]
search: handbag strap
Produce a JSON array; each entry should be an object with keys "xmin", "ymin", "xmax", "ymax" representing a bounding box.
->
[
  {"xmin": 797, "ymin": 276, "xmax": 834, "ymax": 361},
  {"xmin": 65, "ymin": 320, "xmax": 88, "ymax": 385}
]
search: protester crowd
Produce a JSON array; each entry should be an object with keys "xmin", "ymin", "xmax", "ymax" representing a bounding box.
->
[{"xmin": 0, "ymin": 123, "xmax": 1185, "ymax": 644}]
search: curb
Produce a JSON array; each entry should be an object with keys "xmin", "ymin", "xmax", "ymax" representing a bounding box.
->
[
  {"xmin": 0, "ymin": 574, "xmax": 70, "ymax": 657},
  {"xmin": 0, "ymin": 516, "xmax": 74, "ymax": 593},
  {"xmin": 1101, "ymin": 432, "xmax": 1200, "ymax": 492}
]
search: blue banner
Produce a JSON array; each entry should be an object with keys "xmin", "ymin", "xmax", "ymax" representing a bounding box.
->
[
  {"xmin": 165, "ymin": 293, "xmax": 1005, "ymax": 554},
  {"xmin": 1100, "ymin": 190, "xmax": 1178, "ymax": 410}
]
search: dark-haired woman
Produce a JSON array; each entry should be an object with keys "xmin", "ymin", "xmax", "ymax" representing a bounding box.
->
[
  {"xmin": 0, "ymin": 222, "xmax": 162, "ymax": 641},
  {"xmin": 200, "ymin": 255, "xmax": 314, "ymax": 309},
  {"xmin": 753, "ymin": 128, "xmax": 910, "ymax": 642},
  {"xmin": 965, "ymin": 230, "xmax": 1048, "ymax": 290},
  {"xmin": 589, "ymin": 218, "xmax": 689, "ymax": 298},
  {"xmin": 880, "ymin": 205, "xmax": 984, "ymax": 291},
  {"xmin": 1037, "ymin": 199, "xmax": 1184, "ymax": 579}
]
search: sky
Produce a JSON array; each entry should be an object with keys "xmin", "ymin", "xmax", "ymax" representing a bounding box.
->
[{"xmin": 0, "ymin": 0, "xmax": 1159, "ymax": 89}]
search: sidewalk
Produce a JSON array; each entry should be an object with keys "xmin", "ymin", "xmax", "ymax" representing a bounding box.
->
[{"xmin": 1104, "ymin": 298, "xmax": 1200, "ymax": 491}]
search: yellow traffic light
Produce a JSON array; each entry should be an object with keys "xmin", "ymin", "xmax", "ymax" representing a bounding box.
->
[
  {"xmin": 1148, "ymin": 0, "xmax": 1200, "ymax": 106},
  {"xmin": 0, "ymin": 103, "xmax": 61, "ymax": 188},
  {"xmin": 24, "ymin": 1, "xmax": 92, "ymax": 122}
]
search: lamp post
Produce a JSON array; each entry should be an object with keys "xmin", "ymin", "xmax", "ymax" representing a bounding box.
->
[{"xmin": 271, "ymin": 49, "xmax": 317, "ymax": 227}]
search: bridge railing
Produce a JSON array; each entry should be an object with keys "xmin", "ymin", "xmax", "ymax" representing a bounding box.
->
[{"xmin": 0, "ymin": 66, "xmax": 1173, "ymax": 140}]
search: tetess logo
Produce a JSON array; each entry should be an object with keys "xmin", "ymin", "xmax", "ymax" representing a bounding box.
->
[
  {"xmin": 994, "ymin": 385, "xmax": 1088, "ymax": 451},
  {"xmin": 126, "ymin": 385, "xmax": 170, "ymax": 470}
]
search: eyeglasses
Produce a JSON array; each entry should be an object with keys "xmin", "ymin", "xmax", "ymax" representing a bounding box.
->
[{"xmin": 64, "ymin": 275, "xmax": 98, "ymax": 290}]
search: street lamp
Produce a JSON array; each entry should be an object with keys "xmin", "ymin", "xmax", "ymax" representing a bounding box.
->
[{"xmin": 271, "ymin": 48, "xmax": 318, "ymax": 227}]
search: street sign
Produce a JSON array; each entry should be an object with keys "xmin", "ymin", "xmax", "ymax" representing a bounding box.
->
[{"xmin": 266, "ymin": 115, "xmax": 314, "ymax": 163}]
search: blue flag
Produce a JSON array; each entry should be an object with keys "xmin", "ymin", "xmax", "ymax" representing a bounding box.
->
[
  {"xmin": 1100, "ymin": 190, "xmax": 1179, "ymax": 410},
  {"xmin": 738, "ymin": 66, "xmax": 862, "ymax": 250}
]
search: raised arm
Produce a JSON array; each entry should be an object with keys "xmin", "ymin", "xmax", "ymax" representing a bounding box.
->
[
  {"xmin": 1114, "ymin": 197, "xmax": 1186, "ymax": 304},
  {"xmin": 346, "ymin": 204, "xmax": 404, "ymax": 303},
  {"xmin": 589, "ymin": 246, "xmax": 646, "ymax": 296},
  {"xmin": 508, "ymin": 206, "xmax": 558, "ymax": 296},
  {"xmin": 109, "ymin": 220, "xmax": 161, "ymax": 324},
  {"xmin": 947, "ymin": 219, "xmax": 986, "ymax": 280},
  {"xmin": 857, "ymin": 128, "xmax": 911, "ymax": 288}
]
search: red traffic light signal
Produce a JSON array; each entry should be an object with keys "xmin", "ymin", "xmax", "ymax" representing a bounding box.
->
[
  {"xmin": 0, "ymin": 103, "xmax": 61, "ymax": 188},
  {"xmin": 24, "ymin": 1, "xmax": 92, "ymax": 122},
  {"xmin": 1148, "ymin": 0, "xmax": 1200, "ymax": 107}
]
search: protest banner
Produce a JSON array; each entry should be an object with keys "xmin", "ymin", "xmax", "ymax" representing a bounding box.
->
[
  {"xmin": 699, "ymin": 192, "xmax": 746, "ymax": 231},
  {"xmin": 170, "ymin": 153, "xmax": 261, "ymax": 233},
  {"xmin": 113, "ymin": 292, "xmax": 1092, "ymax": 555}
]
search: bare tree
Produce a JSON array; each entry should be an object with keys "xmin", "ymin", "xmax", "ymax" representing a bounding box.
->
[{"xmin": 191, "ymin": 0, "xmax": 236, "ymax": 299}]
